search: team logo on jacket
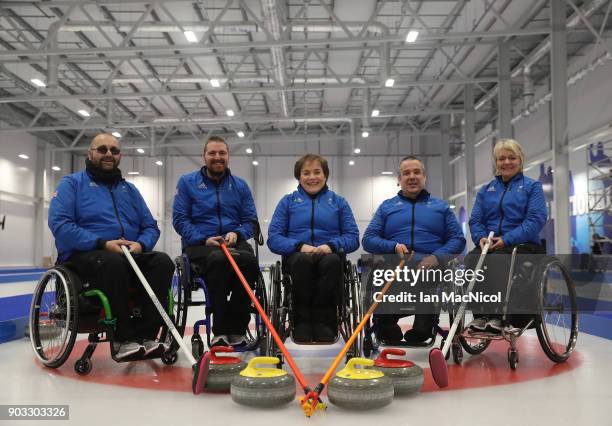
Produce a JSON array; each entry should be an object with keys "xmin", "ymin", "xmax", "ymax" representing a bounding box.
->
[
  {"xmin": 487, "ymin": 185, "xmax": 496, "ymax": 192},
  {"xmin": 198, "ymin": 182, "xmax": 207, "ymax": 189},
  {"xmin": 89, "ymin": 182, "xmax": 98, "ymax": 187},
  {"xmin": 395, "ymin": 201, "xmax": 403, "ymax": 206}
]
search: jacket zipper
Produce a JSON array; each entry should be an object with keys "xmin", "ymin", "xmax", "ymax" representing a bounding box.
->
[
  {"xmin": 497, "ymin": 185, "xmax": 508, "ymax": 236},
  {"xmin": 310, "ymin": 197, "xmax": 316, "ymax": 245},
  {"xmin": 410, "ymin": 201, "xmax": 416, "ymax": 251},
  {"xmin": 108, "ymin": 186, "xmax": 126, "ymax": 238}
]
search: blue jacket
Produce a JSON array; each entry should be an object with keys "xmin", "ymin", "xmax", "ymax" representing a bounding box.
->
[
  {"xmin": 362, "ymin": 190, "xmax": 465, "ymax": 261},
  {"xmin": 172, "ymin": 168, "xmax": 257, "ymax": 249},
  {"xmin": 469, "ymin": 173, "xmax": 547, "ymax": 246},
  {"xmin": 48, "ymin": 170, "xmax": 160, "ymax": 263},
  {"xmin": 267, "ymin": 185, "xmax": 360, "ymax": 256}
]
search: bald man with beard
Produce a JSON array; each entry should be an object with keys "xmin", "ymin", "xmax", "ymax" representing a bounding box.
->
[{"xmin": 48, "ymin": 133, "xmax": 174, "ymax": 360}]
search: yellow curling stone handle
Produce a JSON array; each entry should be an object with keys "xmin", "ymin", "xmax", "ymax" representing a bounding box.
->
[
  {"xmin": 240, "ymin": 356, "xmax": 288, "ymax": 378},
  {"xmin": 336, "ymin": 357, "xmax": 384, "ymax": 379}
]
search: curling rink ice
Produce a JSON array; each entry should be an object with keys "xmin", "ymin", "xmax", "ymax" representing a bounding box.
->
[{"xmin": 2, "ymin": 308, "xmax": 611, "ymax": 426}]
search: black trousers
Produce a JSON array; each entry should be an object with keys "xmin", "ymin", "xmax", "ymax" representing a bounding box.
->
[
  {"xmin": 286, "ymin": 252, "xmax": 341, "ymax": 329},
  {"xmin": 185, "ymin": 241, "xmax": 258, "ymax": 335},
  {"xmin": 68, "ymin": 250, "xmax": 174, "ymax": 342},
  {"xmin": 465, "ymin": 242, "xmax": 545, "ymax": 327}
]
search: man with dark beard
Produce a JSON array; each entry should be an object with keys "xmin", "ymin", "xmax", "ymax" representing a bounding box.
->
[
  {"xmin": 173, "ymin": 136, "xmax": 259, "ymax": 347},
  {"xmin": 48, "ymin": 133, "xmax": 174, "ymax": 359}
]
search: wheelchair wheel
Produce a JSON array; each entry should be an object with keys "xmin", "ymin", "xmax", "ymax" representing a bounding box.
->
[
  {"xmin": 346, "ymin": 262, "xmax": 363, "ymax": 357},
  {"xmin": 74, "ymin": 358, "xmax": 92, "ymax": 375},
  {"xmin": 253, "ymin": 271, "xmax": 269, "ymax": 355},
  {"xmin": 29, "ymin": 267, "xmax": 79, "ymax": 368},
  {"xmin": 160, "ymin": 256, "xmax": 189, "ymax": 353},
  {"xmin": 266, "ymin": 262, "xmax": 282, "ymax": 357},
  {"xmin": 535, "ymin": 257, "xmax": 578, "ymax": 363}
]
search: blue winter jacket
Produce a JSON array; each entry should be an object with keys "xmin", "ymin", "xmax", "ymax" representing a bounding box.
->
[
  {"xmin": 172, "ymin": 167, "xmax": 257, "ymax": 249},
  {"xmin": 469, "ymin": 173, "xmax": 547, "ymax": 246},
  {"xmin": 362, "ymin": 190, "xmax": 465, "ymax": 262},
  {"xmin": 267, "ymin": 185, "xmax": 360, "ymax": 256},
  {"xmin": 48, "ymin": 170, "xmax": 160, "ymax": 263}
]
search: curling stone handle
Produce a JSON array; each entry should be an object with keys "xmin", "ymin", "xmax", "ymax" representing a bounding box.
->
[
  {"xmin": 345, "ymin": 357, "xmax": 374, "ymax": 373},
  {"xmin": 247, "ymin": 356, "xmax": 280, "ymax": 369},
  {"xmin": 380, "ymin": 348, "xmax": 406, "ymax": 360},
  {"xmin": 210, "ymin": 345, "xmax": 235, "ymax": 362}
]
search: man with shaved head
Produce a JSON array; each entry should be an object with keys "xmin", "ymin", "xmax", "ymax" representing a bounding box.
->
[{"xmin": 48, "ymin": 133, "xmax": 174, "ymax": 360}]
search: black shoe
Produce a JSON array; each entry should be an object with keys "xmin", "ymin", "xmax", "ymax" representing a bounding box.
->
[
  {"xmin": 210, "ymin": 335, "xmax": 230, "ymax": 347},
  {"xmin": 312, "ymin": 323, "xmax": 336, "ymax": 342},
  {"xmin": 377, "ymin": 324, "xmax": 403, "ymax": 342},
  {"xmin": 293, "ymin": 323, "xmax": 313, "ymax": 342},
  {"xmin": 403, "ymin": 329, "xmax": 431, "ymax": 344}
]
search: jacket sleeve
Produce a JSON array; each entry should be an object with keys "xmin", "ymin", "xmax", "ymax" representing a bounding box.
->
[
  {"xmin": 172, "ymin": 176, "xmax": 206, "ymax": 247},
  {"xmin": 432, "ymin": 206, "xmax": 466, "ymax": 263},
  {"xmin": 48, "ymin": 176, "xmax": 100, "ymax": 252},
  {"xmin": 502, "ymin": 181, "xmax": 548, "ymax": 246},
  {"xmin": 468, "ymin": 186, "xmax": 488, "ymax": 246},
  {"xmin": 267, "ymin": 196, "xmax": 302, "ymax": 256},
  {"xmin": 133, "ymin": 186, "xmax": 160, "ymax": 252},
  {"xmin": 362, "ymin": 203, "xmax": 396, "ymax": 254},
  {"xmin": 233, "ymin": 180, "xmax": 257, "ymax": 241},
  {"xmin": 328, "ymin": 197, "xmax": 360, "ymax": 253}
]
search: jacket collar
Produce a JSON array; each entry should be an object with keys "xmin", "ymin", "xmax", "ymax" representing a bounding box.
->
[
  {"xmin": 495, "ymin": 172, "xmax": 523, "ymax": 185},
  {"xmin": 200, "ymin": 166, "xmax": 232, "ymax": 184},
  {"xmin": 297, "ymin": 184, "xmax": 329, "ymax": 199},
  {"xmin": 397, "ymin": 188, "xmax": 430, "ymax": 203}
]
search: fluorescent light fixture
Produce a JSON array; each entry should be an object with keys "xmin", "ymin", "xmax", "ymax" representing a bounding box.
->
[
  {"xmin": 184, "ymin": 31, "xmax": 198, "ymax": 43},
  {"xmin": 111, "ymin": 131, "xmax": 121, "ymax": 138},
  {"xmin": 361, "ymin": 130, "xmax": 369, "ymax": 138},
  {"xmin": 209, "ymin": 79, "xmax": 220, "ymax": 88},
  {"xmin": 354, "ymin": 148, "xmax": 361, "ymax": 154},
  {"xmin": 18, "ymin": 154, "xmax": 29, "ymax": 159},
  {"xmin": 449, "ymin": 204, "xmax": 456, "ymax": 209},
  {"xmin": 31, "ymin": 78, "xmax": 46, "ymax": 87},
  {"xmin": 51, "ymin": 166, "xmax": 61, "ymax": 171},
  {"xmin": 237, "ymin": 131, "xmax": 245, "ymax": 138},
  {"xmin": 252, "ymin": 160, "xmax": 259, "ymax": 166},
  {"xmin": 78, "ymin": 109, "xmax": 90, "ymax": 117},
  {"xmin": 127, "ymin": 171, "xmax": 140, "ymax": 175},
  {"xmin": 405, "ymin": 30, "xmax": 419, "ymax": 43},
  {"xmin": 226, "ymin": 109, "xmax": 235, "ymax": 117},
  {"xmin": 349, "ymin": 160, "xmax": 355, "ymax": 166},
  {"xmin": 384, "ymin": 78, "xmax": 395, "ymax": 88},
  {"xmin": 371, "ymin": 109, "xmax": 380, "ymax": 117},
  {"xmin": 381, "ymin": 171, "xmax": 394, "ymax": 175},
  {"xmin": 155, "ymin": 160, "xmax": 163, "ymax": 166},
  {"xmin": 246, "ymin": 148, "xmax": 253, "ymax": 154},
  {"xmin": 136, "ymin": 148, "xmax": 145, "ymax": 154}
]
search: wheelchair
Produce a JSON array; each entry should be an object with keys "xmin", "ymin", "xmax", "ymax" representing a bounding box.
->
[
  {"xmin": 173, "ymin": 225, "xmax": 269, "ymax": 359},
  {"xmin": 453, "ymin": 247, "xmax": 579, "ymax": 369},
  {"xmin": 267, "ymin": 250, "xmax": 362, "ymax": 364},
  {"xmin": 359, "ymin": 256, "xmax": 458, "ymax": 359},
  {"xmin": 29, "ymin": 263, "xmax": 183, "ymax": 375}
]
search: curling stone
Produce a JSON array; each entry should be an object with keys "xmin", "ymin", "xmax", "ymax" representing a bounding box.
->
[
  {"xmin": 328, "ymin": 357, "xmax": 394, "ymax": 410},
  {"xmin": 204, "ymin": 346, "xmax": 247, "ymax": 391},
  {"xmin": 372, "ymin": 348, "xmax": 423, "ymax": 395},
  {"xmin": 231, "ymin": 357, "xmax": 296, "ymax": 407}
]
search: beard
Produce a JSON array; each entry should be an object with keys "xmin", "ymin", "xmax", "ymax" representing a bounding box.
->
[
  {"xmin": 91, "ymin": 156, "xmax": 119, "ymax": 170},
  {"xmin": 206, "ymin": 160, "xmax": 226, "ymax": 177}
]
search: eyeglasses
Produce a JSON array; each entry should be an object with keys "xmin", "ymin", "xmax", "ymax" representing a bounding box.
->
[{"xmin": 92, "ymin": 145, "xmax": 121, "ymax": 155}]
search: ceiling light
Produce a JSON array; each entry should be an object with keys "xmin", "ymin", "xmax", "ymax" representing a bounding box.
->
[
  {"xmin": 136, "ymin": 148, "xmax": 145, "ymax": 154},
  {"xmin": 405, "ymin": 30, "xmax": 419, "ymax": 43},
  {"xmin": 381, "ymin": 171, "xmax": 393, "ymax": 175},
  {"xmin": 111, "ymin": 131, "xmax": 121, "ymax": 138},
  {"xmin": 51, "ymin": 166, "xmax": 61, "ymax": 171},
  {"xmin": 127, "ymin": 171, "xmax": 140, "ymax": 175},
  {"xmin": 371, "ymin": 109, "xmax": 380, "ymax": 117},
  {"xmin": 361, "ymin": 130, "xmax": 369, "ymax": 138},
  {"xmin": 349, "ymin": 160, "xmax": 355, "ymax": 166},
  {"xmin": 31, "ymin": 78, "xmax": 46, "ymax": 88},
  {"xmin": 184, "ymin": 31, "xmax": 198, "ymax": 43},
  {"xmin": 18, "ymin": 154, "xmax": 29, "ymax": 159},
  {"xmin": 384, "ymin": 78, "xmax": 395, "ymax": 88},
  {"xmin": 155, "ymin": 160, "xmax": 163, "ymax": 166},
  {"xmin": 237, "ymin": 130, "xmax": 245, "ymax": 138},
  {"xmin": 226, "ymin": 109, "xmax": 235, "ymax": 117},
  {"xmin": 246, "ymin": 148, "xmax": 253, "ymax": 154},
  {"xmin": 252, "ymin": 160, "xmax": 259, "ymax": 166},
  {"xmin": 210, "ymin": 79, "xmax": 220, "ymax": 87},
  {"xmin": 354, "ymin": 148, "xmax": 361, "ymax": 154},
  {"xmin": 449, "ymin": 204, "xmax": 456, "ymax": 209},
  {"xmin": 78, "ymin": 109, "xmax": 90, "ymax": 117}
]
